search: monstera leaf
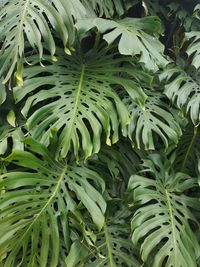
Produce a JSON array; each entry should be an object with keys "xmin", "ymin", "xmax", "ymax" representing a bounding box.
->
[
  {"xmin": 0, "ymin": 138, "xmax": 106, "ymax": 266},
  {"xmin": 185, "ymin": 4, "xmax": 200, "ymax": 69},
  {"xmin": 14, "ymin": 48, "xmax": 150, "ymax": 159},
  {"xmin": 173, "ymin": 123, "xmax": 200, "ymax": 175},
  {"xmin": 185, "ymin": 31, "xmax": 200, "ymax": 69},
  {"xmin": 162, "ymin": 67, "xmax": 200, "ymax": 125},
  {"xmin": 81, "ymin": 0, "xmax": 137, "ymax": 18},
  {"xmin": 0, "ymin": 0, "xmax": 86, "ymax": 84},
  {"xmin": 0, "ymin": 124, "xmax": 24, "ymax": 155},
  {"xmin": 123, "ymin": 90, "xmax": 181, "ymax": 150},
  {"xmin": 128, "ymin": 154, "xmax": 200, "ymax": 267},
  {"xmin": 77, "ymin": 204, "xmax": 141, "ymax": 267},
  {"xmin": 76, "ymin": 16, "xmax": 168, "ymax": 71}
]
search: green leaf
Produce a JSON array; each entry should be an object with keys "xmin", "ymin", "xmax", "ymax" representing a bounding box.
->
[
  {"xmin": 76, "ymin": 16, "xmax": 169, "ymax": 71},
  {"xmin": 0, "ymin": 82, "xmax": 6, "ymax": 105},
  {"xmin": 14, "ymin": 48, "xmax": 148, "ymax": 159},
  {"xmin": 185, "ymin": 4, "xmax": 200, "ymax": 69},
  {"xmin": 81, "ymin": 0, "xmax": 138, "ymax": 18},
  {"xmin": 128, "ymin": 154, "xmax": 200, "ymax": 267},
  {"xmin": 173, "ymin": 123, "xmax": 200, "ymax": 175},
  {"xmin": 185, "ymin": 31, "xmax": 200, "ymax": 69},
  {"xmin": 65, "ymin": 240, "xmax": 88, "ymax": 267},
  {"xmin": 123, "ymin": 90, "xmax": 181, "ymax": 150},
  {"xmin": 7, "ymin": 110, "xmax": 16, "ymax": 127},
  {"xmin": 83, "ymin": 204, "xmax": 140, "ymax": 267},
  {"xmin": 0, "ymin": 137, "xmax": 106, "ymax": 266},
  {"xmin": 0, "ymin": 0, "xmax": 86, "ymax": 83},
  {"xmin": 163, "ymin": 67, "xmax": 200, "ymax": 125},
  {"xmin": 0, "ymin": 125, "xmax": 24, "ymax": 155}
]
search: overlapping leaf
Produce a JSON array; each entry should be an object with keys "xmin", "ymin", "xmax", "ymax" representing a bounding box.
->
[
  {"xmin": 81, "ymin": 0, "xmax": 137, "ymax": 18},
  {"xmin": 185, "ymin": 31, "xmax": 200, "ymax": 69},
  {"xmin": 0, "ymin": 82, "xmax": 6, "ymax": 105},
  {"xmin": 14, "ymin": 48, "xmax": 150, "ymax": 159},
  {"xmin": 185, "ymin": 4, "xmax": 200, "ymax": 69},
  {"xmin": 173, "ymin": 123, "xmax": 200, "ymax": 175},
  {"xmin": 128, "ymin": 154, "xmax": 200, "ymax": 267},
  {"xmin": 162, "ymin": 67, "xmax": 200, "ymax": 125},
  {"xmin": 0, "ymin": 137, "xmax": 106, "ymax": 267},
  {"xmin": 123, "ymin": 90, "xmax": 181, "ymax": 150},
  {"xmin": 0, "ymin": 124, "xmax": 24, "ymax": 155},
  {"xmin": 76, "ymin": 16, "xmax": 168, "ymax": 71},
  {"xmin": 0, "ymin": 0, "xmax": 86, "ymax": 84},
  {"xmin": 72, "ymin": 204, "xmax": 141, "ymax": 267}
]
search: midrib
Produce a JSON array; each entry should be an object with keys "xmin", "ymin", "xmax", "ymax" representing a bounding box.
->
[
  {"xmin": 165, "ymin": 189, "xmax": 177, "ymax": 266},
  {"xmin": 15, "ymin": 0, "xmax": 30, "ymax": 54},
  {"xmin": 67, "ymin": 64, "xmax": 85, "ymax": 135},
  {"xmin": 11, "ymin": 165, "xmax": 67, "ymax": 251},
  {"xmin": 181, "ymin": 126, "xmax": 198, "ymax": 172},
  {"xmin": 104, "ymin": 224, "xmax": 116, "ymax": 267},
  {"xmin": 3, "ymin": 0, "xmax": 31, "ymax": 83}
]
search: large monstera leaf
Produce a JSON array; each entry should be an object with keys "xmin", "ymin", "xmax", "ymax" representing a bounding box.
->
[
  {"xmin": 123, "ymin": 90, "xmax": 181, "ymax": 150},
  {"xmin": 128, "ymin": 154, "xmax": 200, "ymax": 267},
  {"xmin": 0, "ymin": 138, "xmax": 106, "ymax": 267},
  {"xmin": 76, "ymin": 16, "xmax": 168, "ymax": 71},
  {"xmin": 14, "ymin": 48, "xmax": 149, "ymax": 159},
  {"xmin": 162, "ymin": 67, "xmax": 200, "ymax": 125},
  {"xmin": 0, "ymin": 0, "xmax": 86, "ymax": 84}
]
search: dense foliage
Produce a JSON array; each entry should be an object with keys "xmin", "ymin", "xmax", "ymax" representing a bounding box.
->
[{"xmin": 0, "ymin": 0, "xmax": 200, "ymax": 266}]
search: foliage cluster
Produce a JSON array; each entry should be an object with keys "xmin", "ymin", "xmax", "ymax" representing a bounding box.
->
[{"xmin": 0, "ymin": 0, "xmax": 200, "ymax": 266}]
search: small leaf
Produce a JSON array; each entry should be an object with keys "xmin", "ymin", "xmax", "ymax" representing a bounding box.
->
[
  {"xmin": 65, "ymin": 241, "xmax": 88, "ymax": 267},
  {"xmin": 7, "ymin": 110, "xmax": 16, "ymax": 127},
  {"xmin": 16, "ymin": 61, "xmax": 24, "ymax": 87},
  {"xmin": 0, "ymin": 125, "xmax": 24, "ymax": 155},
  {"xmin": 0, "ymin": 81, "xmax": 6, "ymax": 105}
]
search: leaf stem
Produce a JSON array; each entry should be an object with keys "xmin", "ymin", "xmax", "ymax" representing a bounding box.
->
[
  {"xmin": 60, "ymin": 64, "xmax": 85, "ymax": 156},
  {"xmin": 165, "ymin": 189, "xmax": 177, "ymax": 267},
  {"xmin": 94, "ymin": 32, "xmax": 100, "ymax": 50},
  {"xmin": 104, "ymin": 224, "xmax": 116, "ymax": 267},
  {"xmin": 181, "ymin": 126, "xmax": 198, "ymax": 172}
]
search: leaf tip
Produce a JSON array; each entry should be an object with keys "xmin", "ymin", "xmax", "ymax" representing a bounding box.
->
[{"xmin": 64, "ymin": 47, "xmax": 72, "ymax": 55}]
